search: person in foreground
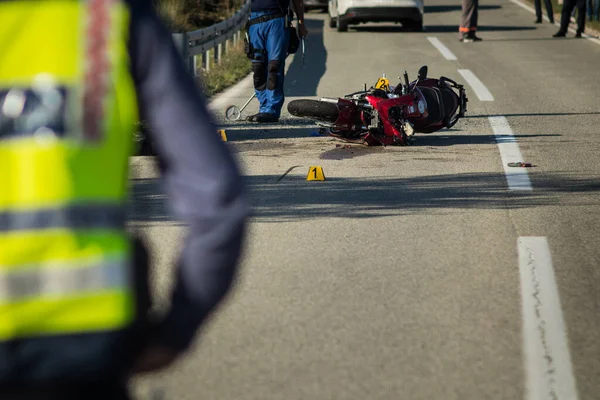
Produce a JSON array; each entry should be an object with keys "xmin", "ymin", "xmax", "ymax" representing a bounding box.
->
[
  {"xmin": 245, "ymin": 0, "xmax": 309, "ymax": 123},
  {"xmin": 0, "ymin": 0, "xmax": 248, "ymax": 399}
]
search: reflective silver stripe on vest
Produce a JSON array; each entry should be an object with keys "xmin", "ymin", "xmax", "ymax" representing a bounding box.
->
[
  {"xmin": 0, "ymin": 204, "xmax": 125, "ymax": 232},
  {"xmin": 0, "ymin": 258, "xmax": 129, "ymax": 303}
]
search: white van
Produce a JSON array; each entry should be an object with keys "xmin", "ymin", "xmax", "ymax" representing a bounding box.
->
[{"xmin": 328, "ymin": 0, "xmax": 424, "ymax": 32}]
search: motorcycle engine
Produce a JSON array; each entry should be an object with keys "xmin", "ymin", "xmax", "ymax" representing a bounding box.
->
[
  {"xmin": 388, "ymin": 105, "xmax": 414, "ymax": 138},
  {"xmin": 388, "ymin": 106, "xmax": 403, "ymax": 122}
]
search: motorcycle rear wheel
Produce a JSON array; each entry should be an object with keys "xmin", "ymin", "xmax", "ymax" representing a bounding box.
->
[{"xmin": 287, "ymin": 99, "xmax": 339, "ymax": 123}]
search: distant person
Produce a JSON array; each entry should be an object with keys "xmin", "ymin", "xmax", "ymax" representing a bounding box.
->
[
  {"xmin": 535, "ymin": 0, "xmax": 555, "ymax": 23},
  {"xmin": 459, "ymin": 0, "xmax": 482, "ymax": 42},
  {"xmin": 554, "ymin": 0, "xmax": 587, "ymax": 36}
]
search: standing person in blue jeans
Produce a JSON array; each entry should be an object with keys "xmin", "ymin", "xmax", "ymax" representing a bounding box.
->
[{"xmin": 246, "ymin": 0, "xmax": 308, "ymax": 123}]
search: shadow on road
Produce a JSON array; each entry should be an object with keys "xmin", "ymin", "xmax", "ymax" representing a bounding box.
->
[
  {"xmin": 285, "ymin": 18, "xmax": 327, "ymax": 96},
  {"xmin": 244, "ymin": 172, "xmax": 600, "ymax": 221},
  {"xmin": 352, "ymin": 24, "xmax": 536, "ymax": 33},
  {"xmin": 352, "ymin": 25, "xmax": 411, "ymax": 33},
  {"xmin": 467, "ymin": 112, "xmax": 600, "ymax": 118},
  {"xmin": 128, "ymin": 170, "xmax": 600, "ymax": 224},
  {"xmin": 412, "ymin": 133, "xmax": 561, "ymax": 146},
  {"xmin": 127, "ymin": 179, "xmax": 177, "ymax": 224},
  {"xmin": 482, "ymin": 37, "xmax": 580, "ymax": 41},
  {"xmin": 222, "ymin": 127, "xmax": 559, "ymax": 146},
  {"xmin": 424, "ymin": 5, "xmax": 502, "ymax": 12},
  {"xmin": 216, "ymin": 123, "xmax": 317, "ymax": 142},
  {"xmin": 423, "ymin": 25, "xmax": 537, "ymax": 33}
]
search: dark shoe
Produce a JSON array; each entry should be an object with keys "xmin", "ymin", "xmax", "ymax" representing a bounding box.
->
[
  {"xmin": 553, "ymin": 30, "xmax": 566, "ymax": 37},
  {"xmin": 463, "ymin": 33, "xmax": 482, "ymax": 42},
  {"xmin": 550, "ymin": 19, "xmax": 555, "ymax": 24},
  {"xmin": 246, "ymin": 113, "xmax": 261, "ymax": 122},
  {"xmin": 575, "ymin": 31, "xmax": 583, "ymax": 37},
  {"xmin": 247, "ymin": 113, "xmax": 279, "ymax": 123},
  {"xmin": 535, "ymin": 18, "xmax": 543, "ymax": 23},
  {"xmin": 257, "ymin": 113, "xmax": 279, "ymax": 123}
]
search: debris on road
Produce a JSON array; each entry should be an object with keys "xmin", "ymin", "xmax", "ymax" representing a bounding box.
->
[
  {"xmin": 276, "ymin": 165, "xmax": 301, "ymax": 183},
  {"xmin": 507, "ymin": 162, "xmax": 534, "ymax": 168}
]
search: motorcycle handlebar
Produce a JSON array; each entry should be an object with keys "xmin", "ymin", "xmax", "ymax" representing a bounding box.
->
[{"xmin": 344, "ymin": 90, "xmax": 370, "ymax": 98}]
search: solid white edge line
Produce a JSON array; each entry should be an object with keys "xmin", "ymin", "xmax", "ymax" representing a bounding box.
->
[
  {"xmin": 488, "ymin": 116, "xmax": 532, "ymax": 190},
  {"xmin": 457, "ymin": 69, "xmax": 494, "ymax": 101},
  {"xmin": 518, "ymin": 237, "xmax": 579, "ymax": 400},
  {"xmin": 427, "ymin": 37, "xmax": 458, "ymax": 61},
  {"xmin": 208, "ymin": 73, "xmax": 254, "ymax": 112},
  {"xmin": 509, "ymin": 0, "xmax": 600, "ymax": 45}
]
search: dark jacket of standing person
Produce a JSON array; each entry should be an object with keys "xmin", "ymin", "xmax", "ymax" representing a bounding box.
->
[{"xmin": 0, "ymin": 0, "xmax": 248, "ymax": 398}]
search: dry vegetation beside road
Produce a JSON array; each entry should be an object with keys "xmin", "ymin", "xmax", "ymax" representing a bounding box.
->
[{"xmin": 153, "ymin": 0, "xmax": 251, "ymax": 97}]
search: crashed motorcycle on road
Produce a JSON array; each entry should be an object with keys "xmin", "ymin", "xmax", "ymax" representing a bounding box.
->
[{"xmin": 287, "ymin": 66, "xmax": 468, "ymax": 146}]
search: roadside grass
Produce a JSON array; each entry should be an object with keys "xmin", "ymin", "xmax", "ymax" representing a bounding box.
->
[
  {"xmin": 153, "ymin": 0, "xmax": 251, "ymax": 97},
  {"xmin": 198, "ymin": 42, "xmax": 252, "ymax": 98},
  {"xmin": 521, "ymin": 0, "xmax": 600, "ymax": 33},
  {"xmin": 134, "ymin": 1, "xmax": 250, "ymax": 154},
  {"xmin": 133, "ymin": 42, "xmax": 250, "ymax": 154},
  {"xmin": 154, "ymin": 0, "xmax": 195, "ymax": 31},
  {"xmin": 154, "ymin": 0, "xmax": 246, "ymax": 31}
]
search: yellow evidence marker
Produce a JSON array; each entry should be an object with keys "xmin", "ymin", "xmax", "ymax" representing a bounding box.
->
[
  {"xmin": 218, "ymin": 129, "xmax": 227, "ymax": 141},
  {"xmin": 307, "ymin": 166, "xmax": 325, "ymax": 181},
  {"xmin": 375, "ymin": 76, "xmax": 390, "ymax": 91}
]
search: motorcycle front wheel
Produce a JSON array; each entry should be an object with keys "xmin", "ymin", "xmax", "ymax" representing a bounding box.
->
[{"xmin": 287, "ymin": 100, "xmax": 339, "ymax": 123}]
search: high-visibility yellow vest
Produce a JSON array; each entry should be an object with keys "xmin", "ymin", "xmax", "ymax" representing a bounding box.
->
[{"xmin": 0, "ymin": 0, "xmax": 139, "ymax": 340}]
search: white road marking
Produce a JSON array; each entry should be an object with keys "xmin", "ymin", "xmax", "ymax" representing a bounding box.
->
[
  {"xmin": 509, "ymin": 0, "xmax": 600, "ymax": 45},
  {"xmin": 427, "ymin": 37, "xmax": 457, "ymax": 60},
  {"xmin": 518, "ymin": 237, "xmax": 579, "ymax": 400},
  {"xmin": 488, "ymin": 116, "xmax": 532, "ymax": 190},
  {"xmin": 458, "ymin": 69, "xmax": 494, "ymax": 101}
]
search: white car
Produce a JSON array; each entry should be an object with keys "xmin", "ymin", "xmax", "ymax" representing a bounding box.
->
[{"xmin": 328, "ymin": 0, "xmax": 424, "ymax": 32}]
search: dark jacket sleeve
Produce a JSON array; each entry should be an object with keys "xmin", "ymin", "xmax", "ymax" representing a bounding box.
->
[{"xmin": 127, "ymin": 1, "xmax": 249, "ymax": 352}]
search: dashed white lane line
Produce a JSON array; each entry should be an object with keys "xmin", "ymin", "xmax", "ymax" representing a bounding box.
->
[
  {"xmin": 427, "ymin": 37, "xmax": 457, "ymax": 60},
  {"xmin": 489, "ymin": 116, "xmax": 533, "ymax": 190},
  {"xmin": 518, "ymin": 237, "xmax": 579, "ymax": 400},
  {"xmin": 458, "ymin": 69, "xmax": 494, "ymax": 101}
]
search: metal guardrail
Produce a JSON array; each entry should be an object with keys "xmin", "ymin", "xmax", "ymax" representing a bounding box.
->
[{"xmin": 172, "ymin": 0, "xmax": 251, "ymax": 75}]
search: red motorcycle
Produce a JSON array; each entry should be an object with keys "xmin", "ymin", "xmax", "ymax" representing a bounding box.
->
[{"xmin": 287, "ymin": 66, "xmax": 468, "ymax": 146}]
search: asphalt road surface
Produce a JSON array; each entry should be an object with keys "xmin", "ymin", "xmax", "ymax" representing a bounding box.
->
[{"xmin": 129, "ymin": 0, "xmax": 600, "ymax": 399}]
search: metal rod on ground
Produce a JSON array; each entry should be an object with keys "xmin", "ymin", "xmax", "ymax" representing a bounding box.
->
[
  {"xmin": 240, "ymin": 93, "xmax": 256, "ymax": 110},
  {"xmin": 301, "ymin": 37, "xmax": 305, "ymax": 66}
]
